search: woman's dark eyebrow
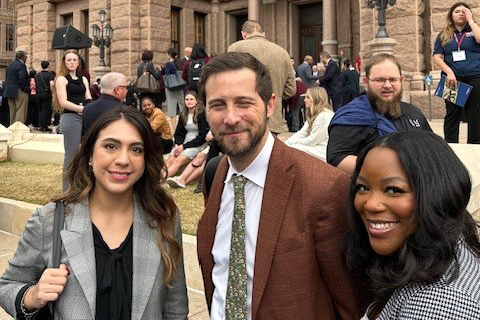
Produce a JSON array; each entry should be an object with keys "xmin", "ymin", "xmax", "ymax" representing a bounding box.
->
[
  {"xmin": 101, "ymin": 137, "xmax": 144, "ymax": 146},
  {"xmin": 356, "ymin": 175, "xmax": 367, "ymax": 182},
  {"xmin": 381, "ymin": 177, "xmax": 407, "ymax": 184}
]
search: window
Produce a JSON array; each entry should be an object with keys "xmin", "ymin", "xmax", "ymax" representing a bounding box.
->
[
  {"xmin": 6, "ymin": 24, "xmax": 14, "ymax": 51},
  {"xmin": 171, "ymin": 7, "xmax": 180, "ymax": 53},
  {"xmin": 194, "ymin": 12, "xmax": 206, "ymax": 46},
  {"xmin": 62, "ymin": 13, "xmax": 73, "ymax": 26}
]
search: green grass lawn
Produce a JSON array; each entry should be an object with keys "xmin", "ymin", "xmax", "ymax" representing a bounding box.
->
[{"xmin": 0, "ymin": 161, "xmax": 203, "ymax": 235}]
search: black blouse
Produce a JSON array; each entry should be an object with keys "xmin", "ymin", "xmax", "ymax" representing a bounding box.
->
[
  {"xmin": 93, "ymin": 223, "xmax": 133, "ymax": 320},
  {"xmin": 64, "ymin": 74, "xmax": 86, "ymax": 113}
]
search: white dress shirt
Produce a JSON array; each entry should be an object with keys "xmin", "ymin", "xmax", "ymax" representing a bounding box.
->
[{"xmin": 210, "ymin": 133, "xmax": 275, "ymax": 320}]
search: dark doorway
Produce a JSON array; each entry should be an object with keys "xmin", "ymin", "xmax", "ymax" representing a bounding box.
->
[
  {"xmin": 235, "ymin": 14, "xmax": 248, "ymax": 42},
  {"xmin": 299, "ymin": 2, "xmax": 322, "ymax": 62}
]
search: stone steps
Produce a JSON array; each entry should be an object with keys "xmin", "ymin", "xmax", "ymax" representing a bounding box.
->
[
  {"xmin": 7, "ymin": 140, "xmax": 64, "ymax": 165},
  {"xmin": 23, "ymin": 132, "xmax": 63, "ymax": 144}
]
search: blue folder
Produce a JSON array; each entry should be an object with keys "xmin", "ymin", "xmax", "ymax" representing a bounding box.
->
[{"xmin": 434, "ymin": 75, "xmax": 473, "ymax": 107}]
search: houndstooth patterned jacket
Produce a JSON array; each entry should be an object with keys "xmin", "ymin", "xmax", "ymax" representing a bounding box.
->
[{"xmin": 363, "ymin": 238, "xmax": 480, "ymax": 320}]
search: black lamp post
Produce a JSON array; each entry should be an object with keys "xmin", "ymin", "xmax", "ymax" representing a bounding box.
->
[
  {"xmin": 91, "ymin": 9, "xmax": 113, "ymax": 66},
  {"xmin": 366, "ymin": 0, "xmax": 396, "ymax": 38}
]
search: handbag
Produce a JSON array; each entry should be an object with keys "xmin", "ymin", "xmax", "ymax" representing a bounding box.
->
[
  {"xmin": 134, "ymin": 63, "xmax": 159, "ymax": 93},
  {"xmin": 32, "ymin": 201, "xmax": 65, "ymax": 319},
  {"xmin": 163, "ymin": 71, "xmax": 187, "ymax": 91}
]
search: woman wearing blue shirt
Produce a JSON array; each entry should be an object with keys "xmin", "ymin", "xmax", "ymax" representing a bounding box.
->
[{"xmin": 433, "ymin": 2, "xmax": 480, "ymax": 144}]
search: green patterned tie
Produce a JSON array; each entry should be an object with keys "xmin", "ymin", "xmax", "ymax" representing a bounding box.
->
[{"xmin": 225, "ymin": 174, "xmax": 247, "ymax": 319}]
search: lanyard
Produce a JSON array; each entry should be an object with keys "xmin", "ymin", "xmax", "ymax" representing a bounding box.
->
[{"xmin": 454, "ymin": 32, "xmax": 466, "ymax": 51}]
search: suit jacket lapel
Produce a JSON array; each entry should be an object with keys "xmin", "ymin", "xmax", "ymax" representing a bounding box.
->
[
  {"xmin": 252, "ymin": 140, "xmax": 295, "ymax": 319},
  {"xmin": 197, "ymin": 155, "xmax": 229, "ymax": 309},
  {"xmin": 131, "ymin": 198, "xmax": 161, "ymax": 320},
  {"xmin": 60, "ymin": 201, "xmax": 96, "ymax": 318}
]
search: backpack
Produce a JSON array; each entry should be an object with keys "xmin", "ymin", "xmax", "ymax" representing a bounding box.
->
[
  {"xmin": 187, "ymin": 59, "xmax": 205, "ymax": 90},
  {"xmin": 203, "ymin": 155, "xmax": 223, "ymax": 197}
]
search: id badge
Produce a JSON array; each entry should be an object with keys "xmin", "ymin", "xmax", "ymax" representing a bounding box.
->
[{"xmin": 452, "ymin": 50, "xmax": 466, "ymax": 62}]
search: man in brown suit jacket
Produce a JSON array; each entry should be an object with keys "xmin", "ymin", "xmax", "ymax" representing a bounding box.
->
[
  {"xmin": 228, "ymin": 20, "xmax": 296, "ymax": 134},
  {"xmin": 196, "ymin": 52, "xmax": 361, "ymax": 320}
]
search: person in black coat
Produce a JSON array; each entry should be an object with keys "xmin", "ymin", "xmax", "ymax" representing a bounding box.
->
[
  {"xmin": 35, "ymin": 61, "xmax": 55, "ymax": 131},
  {"xmin": 0, "ymin": 80, "xmax": 9, "ymax": 127},
  {"xmin": 319, "ymin": 51, "xmax": 343, "ymax": 111},
  {"xmin": 3, "ymin": 51, "xmax": 30, "ymax": 124},
  {"xmin": 136, "ymin": 49, "xmax": 163, "ymax": 105},
  {"xmin": 82, "ymin": 72, "xmax": 127, "ymax": 134},
  {"xmin": 25, "ymin": 69, "xmax": 39, "ymax": 128},
  {"xmin": 340, "ymin": 59, "xmax": 360, "ymax": 107}
]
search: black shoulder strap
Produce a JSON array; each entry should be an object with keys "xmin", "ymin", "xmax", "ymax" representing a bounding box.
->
[
  {"xmin": 52, "ymin": 201, "xmax": 65, "ymax": 268},
  {"xmin": 38, "ymin": 72, "xmax": 48, "ymax": 92},
  {"xmin": 204, "ymin": 155, "xmax": 223, "ymax": 197}
]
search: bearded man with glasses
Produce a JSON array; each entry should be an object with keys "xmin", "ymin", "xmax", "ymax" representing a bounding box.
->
[{"xmin": 326, "ymin": 53, "xmax": 432, "ymax": 174}]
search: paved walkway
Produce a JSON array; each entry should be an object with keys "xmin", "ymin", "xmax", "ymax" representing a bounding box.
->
[
  {"xmin": 0, "ymin": 231, "xmax": 209, "ymax": 319},
  {"xmin": 428, "ymin": 119, "xmax": 468, "ymax": 143}
]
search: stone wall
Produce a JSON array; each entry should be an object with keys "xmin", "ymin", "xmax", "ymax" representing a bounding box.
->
[
  {"xmin": 0, "ymin": 3, "xmax": 16, "ymax": 79},
  {"xmin": 9, "ymin": 0, "xmax": 476, "ymax": 117},
  {"xmin": 336, "ymin": 0, "xmax": 352, "ymax": 59}
]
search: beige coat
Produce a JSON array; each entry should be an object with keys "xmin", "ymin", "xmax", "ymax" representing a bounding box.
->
[{"xmin": 228, "ymin": 34, "xmax": 296, "ymax": 133}]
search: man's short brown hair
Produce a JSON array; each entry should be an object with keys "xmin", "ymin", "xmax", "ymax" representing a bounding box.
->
[
  {"xmin": 364, "ymin": 53, "xmax": 402, "ymax": 78},
  {"xmin": 198, "ymin": 52, "xmax": 273, "ymax": 107}
]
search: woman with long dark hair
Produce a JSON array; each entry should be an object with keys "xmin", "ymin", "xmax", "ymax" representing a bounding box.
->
[
  {"xmin": 166, "ymin": 90, "xmax": 208, "ymax": 181},
  {"xmin": 0, "ymin": 107, "xmax": 188, "ymax": 319},
  {"xmin": 345, "ymin": 130, "xmax": 480, "ymax": 319},
  {"xmin": 53, "ymin": 49, "xmax": 92, "ymax": 189},
  {"xmin": 433, "ymin": 2, "xmax": 480, "ymax": 144},
  {"xmin": 181, "ymin": 43, "xmax": 210, "ymax": 92}
]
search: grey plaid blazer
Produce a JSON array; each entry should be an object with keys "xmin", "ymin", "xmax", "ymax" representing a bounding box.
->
[
  {"xmin": 0, "ymin": 199, "xmax": 189, "ymax": 319},
  {"xmin": 363, "ymin": 238, "xmax": 480, "ymax": 320}
]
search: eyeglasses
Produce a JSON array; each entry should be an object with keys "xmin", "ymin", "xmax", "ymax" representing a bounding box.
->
[
  {"xmin": 117, "ymin": 85, "xmax": 129, "ymax": 89},
  {"xmin": 367, "ymin": 77, "xmax": 401, "ymax": 86}
]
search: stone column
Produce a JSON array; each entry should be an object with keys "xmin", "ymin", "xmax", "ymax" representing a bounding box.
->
[
  {"xmin": 322, "ymin": 0, "xmax": 338, "ymax": 58},
  {"xmin": 110, "ymin": 0, "xmax": 140, "ymax": 80},
  {"xmin": 32, "ymin": 2, "xmax": 56, "ymax": 68},
  {"xmin": 0, "ymin": 23, "xmax": 5, "ymax": 56},
  {"xmin": 368, "ymin": 37, "xmax": 397, "ymax": 56},
  {"xmin": 211, "ymin": 0, "xmax": 219, "ymax": 55},
  {"xmin": 248, "ymin": 0, "xmax": 260, "ymax": 21}
]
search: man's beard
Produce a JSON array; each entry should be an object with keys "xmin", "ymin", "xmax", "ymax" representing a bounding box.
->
[
  {"xmin": 214, "ymin": 119, "xmax": 267, "ymax": 159},
  {"xmin": 367, "ymin": 86, "xmax": 403, "ymax": 119}
]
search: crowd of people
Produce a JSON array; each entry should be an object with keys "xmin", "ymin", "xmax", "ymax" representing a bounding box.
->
[{"xmin": 0, "ymin": 4, "xmax": 479, "ymax": 319}]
